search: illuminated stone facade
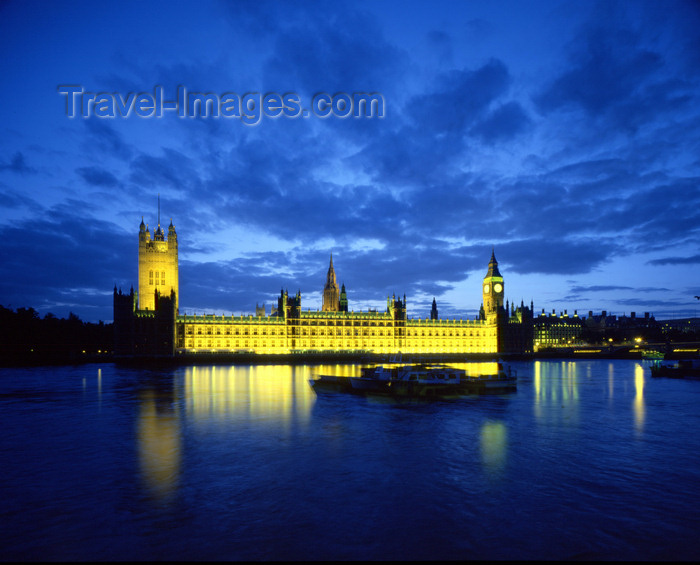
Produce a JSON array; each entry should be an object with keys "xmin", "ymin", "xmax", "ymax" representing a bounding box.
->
[
  {"xmin": 173, "ymin": 249, "xmax": 501, "ymax": 355},
  {"xmin": 175, "ymin": 294, "xmax": 498, "ymax": 355},
  {"xmin": 138, "ymin": 217, "xmax": 179, "ymax": 312},
  {"xmin": 114, "ymin": 216, "xmax": 528, "ymax": 357}
]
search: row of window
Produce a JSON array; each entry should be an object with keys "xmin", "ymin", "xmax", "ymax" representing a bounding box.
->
[
  {"xmin": 185, "ymin": 326, "xmax": 283, "ymax": 336},
  {"xmin": 182, "ymin": 339, "xmax": 494, "ymax": 350},
  {"xmin": 183, "ymin": 324, "xmax": 490, "ymax": 338},
  {"xmin": 149, "ymin": 270, "xmax": 166, "ymax": 286},
  {"xmin": 293, "ymin": 319, "xmax": 484, "ymax": 328},
  {"xmin": 181, "ymin": 316, "xmax": 484, "ymax": 329}
]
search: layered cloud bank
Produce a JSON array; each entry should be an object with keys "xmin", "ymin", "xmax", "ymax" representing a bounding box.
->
[{"xmin": 0, "ymin": 0, "xmax": 699, "ymax": 321}]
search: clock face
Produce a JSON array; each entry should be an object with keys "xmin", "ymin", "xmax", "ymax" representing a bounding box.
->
[
  {"xmin": 494, "ymin": 283, "xmax": 503, "ymax": 293},
  {"xmin": 483, "ymin": 284, "xmax": 490, "ymax": 294}
]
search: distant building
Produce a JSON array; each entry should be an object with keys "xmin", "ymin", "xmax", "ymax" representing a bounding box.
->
[
  {"xmin": 585, "ymin": 310, "xmax": 620, "ymax": 333},
  {"xmin": 504, "ymin": 300, "xmax": 534, "ymax": 354},
  {"xmin": 659, "ymin": 318, "xmax": 700, "ymax": 334},
  {"xmin": 582, "ymin": 310, "xmax": 660, "ymax": 343},
  {"xmin": 534, "ymin": 310, "xmax": 585, "ymax": 350}
]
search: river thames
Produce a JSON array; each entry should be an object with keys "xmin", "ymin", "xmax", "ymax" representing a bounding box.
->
[{"xmin": 1, "ymin": 359, "xmax": 699, "ymax": 560}]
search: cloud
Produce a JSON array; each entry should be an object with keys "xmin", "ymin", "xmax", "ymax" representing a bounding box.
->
[
  {"xmin": 0, "ymin": 206, "xmax": 132, "ymax": 321},
  {"xmin": 0, "ymin": 151, "xmax": 36, "ymax": 174},
  {"xmin": 76, "ymin": 166, "xmax": 119, "ymax": 187},
  {"xmin": 533, "ymin": 2, "xmax": 700, "ymax": 143},
  {"xmin": 570, "ymin": 285, "xmax": 633, "ymax": 292},
  {"xmin": 350, "ymin": 59, "xmax": 517, "ymax": 194},
  {"xmin": 0, "ymin": 186, "xmax": 39, "ymax": 210},
  {"xmin": 464, "ymin": 18, "xmax": 493, "ymax": 40},
  {"xmin": 569, "ymin": 285, "xmax": 670, "ymax": 293},
  {"xmin": 535, "ymin": 24, "xmax": 662, "ymax": 121},
  {"xmin": 262, "ymin": 7, "xmax": 409, "ymax": 96},
  {"xmin": 648, "ymin": 254, "xmax": 700, "ymax": 266},
  {"xmin": 175, "ymin": 240, "xmax": 493, "ymax": 316},
  {"xmin": 500, "ymin": 238, "xmax": 618, "ymax": 275},
  {"xmin": 2, "ymin": 0, "xmax": 699, "ymax": 323},
  {"xmin": 129, "ymin": 149, "xmax": 199, "ymax": 191},
  {"xmin": 426, "ymin": 30, "xmax": 453, "ymax": 66},
  {"xmin": 410, "ymin": 59, "xmax": 511, "ymax": 135},
  {"xmin": 470, "ymin": 101, "xmax": 531, "ymax": 144},
  {"xmin": 82, "ymin": 120, "xmax": 133, "ymax": 161}
]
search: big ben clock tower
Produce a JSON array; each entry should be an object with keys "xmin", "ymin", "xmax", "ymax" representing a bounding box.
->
[{"xmin": 483, "ymin": 249, "xmax": 504, "ymax": 317}]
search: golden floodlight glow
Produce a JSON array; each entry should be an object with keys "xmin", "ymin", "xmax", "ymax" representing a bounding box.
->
[
  {"xmin": 176, "ymin": 311, "xmax": 499, "ymax": 355},
  {"xmin": 183, "ymin": 365, "xmax": 315, "ymax": 427},
  {"xmin": 634, "ymin": 363, "xmax": 645, "ymax": 432},
  {"xmin": 138, "ymin": 216, "xmax": 179, "ymax": 312},
  {"xmin": 137, "ymin": 389, "xmax": 181, "ymax": 501},
  {"xmin": 480, "ymin": 421, "xmax": 507, "ymax": 475},
  {"xmin": 117, "ymin": 216, "xmax": 519, "ymax": 357}
]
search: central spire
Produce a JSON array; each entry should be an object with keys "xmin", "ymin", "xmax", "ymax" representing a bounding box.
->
[
  {"xmin": 322, "ymin": 253, "xmax": 340, "ymax": 311},
  {"xmin": 326, "ymin": 253, "xmax": 337, "ymax": 287},
  {"xmin": 153, "ymin": 195, "xmax": 165, "ymax": 241}
]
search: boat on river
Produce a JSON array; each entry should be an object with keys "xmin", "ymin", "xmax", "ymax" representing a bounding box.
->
[
  {"xmin": 462, "ymin": 364, "xmax": 518, "ymax": 393},
  {"xmin": 307, "ymin": 373, "xmax": 355, "ymax": 392},
  {"xmin": 650, "ymin": 358, "xmax": 700, "ymax": 379},
  {"xmin": 310, "ymin": 362, "xmax": 517, "ymax": 396},
  {"xmin": 641, "ymin": 349, "xmax": 665, "ymax": 360},
  {"xmin": 349, "ymin": 364, "xmax": 464, "ymax": 396}
]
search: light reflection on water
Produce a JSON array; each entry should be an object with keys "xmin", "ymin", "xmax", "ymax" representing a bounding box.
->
[
  {"xmin": 634, "ymin": 363, "xmax": 645, "ymax": 433},
  {"xmin": 137, "ymin": 386, "xmax": 181, "ymax": 502},
  {"xmin": 533, "ymin": 360, "xmax": 581, "ymax": 405},
  {"xmin": 532, "ymin": 360, "xmax": 648, "ymax": 435},
  {"xmin": 480, "ymin": 420, "xmax": 507, "ymax": 475},
  {"xmin": 1, "ymin": 359, "xmax": 699, "ymax": 561},
  {"xmin": 183, "ymin": 364, "xmax": 315, "ymax": 426}
]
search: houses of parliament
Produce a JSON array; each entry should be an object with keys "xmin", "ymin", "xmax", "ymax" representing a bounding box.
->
[{"xmin": 113, "ymin": 214, "xmax": 534, "ymax": 358}]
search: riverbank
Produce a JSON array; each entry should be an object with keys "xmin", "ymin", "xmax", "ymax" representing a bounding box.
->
[{"xmin": 3, "ymin": 344, "xmax": 697, "ymax": 368}]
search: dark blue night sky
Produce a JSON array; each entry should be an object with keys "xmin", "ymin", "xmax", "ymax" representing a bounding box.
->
[{"xmin": 1, "ymin": 0, "xmax": 699, "ymax": 322}]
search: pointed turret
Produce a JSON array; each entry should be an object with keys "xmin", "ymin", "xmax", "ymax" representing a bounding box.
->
[
  {"xmin": 139, "ymin": 217, "xmax": 149, "ymax": 244},
  {"xmin": 339, "ymin": 282, "xmax": 348, "ymax": 312},
  {"xmin": 326, "ymin": 253, "xmax": 337, "ymax": 286},
  {"xmin": 322, "ymin": 253, "xmax": 340, "ymax": 311},
  {"xmin": 486, "ymin": 248, "xmax": 501, "ymax": 278},
  {"xmin": 168, "ymin": 217, "xmax": 177, "ymax": 244}
]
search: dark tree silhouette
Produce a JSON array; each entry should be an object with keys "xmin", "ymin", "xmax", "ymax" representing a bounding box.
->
[{"xmin": 0, "ymin": 305, "xmax": 113, "ymax": 366}]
